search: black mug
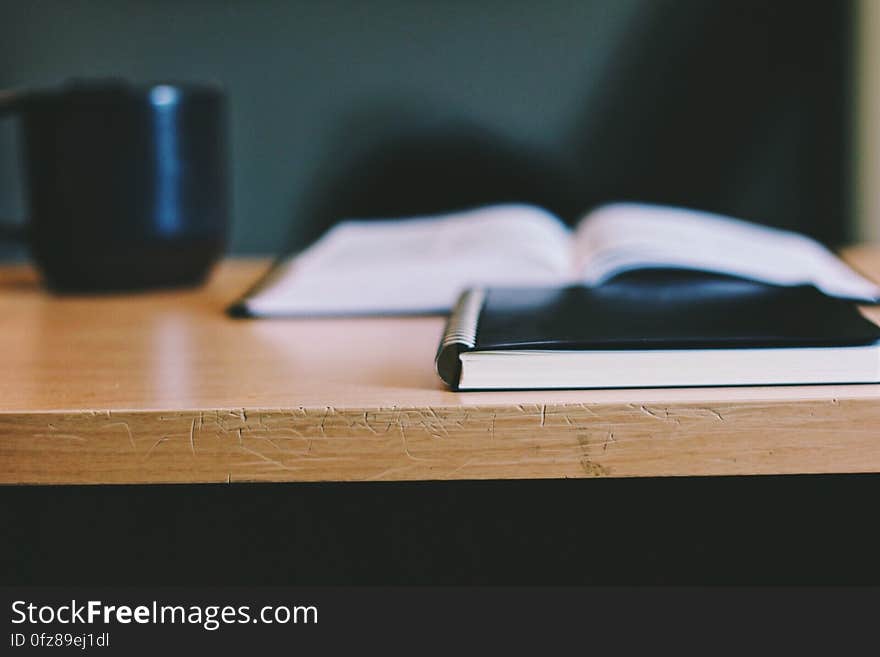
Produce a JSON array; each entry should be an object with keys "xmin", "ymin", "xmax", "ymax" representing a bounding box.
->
[{"xmin": 0, "ymin": 79, "xmax": 228, "ymax": 291}]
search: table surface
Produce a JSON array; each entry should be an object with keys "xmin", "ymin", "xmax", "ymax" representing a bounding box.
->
[{"xmin": 3, "ymin": 249, "xmax": 880, "ymax": 485}]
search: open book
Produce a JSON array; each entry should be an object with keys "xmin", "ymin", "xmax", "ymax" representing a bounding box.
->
[{"xmin": 233, "ymin": 203, "xmax": 880, "ymax": 316}]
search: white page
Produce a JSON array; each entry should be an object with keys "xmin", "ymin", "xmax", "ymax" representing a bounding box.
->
[
  {"xmin": 244, "ymin": 204, "xmax": 571, "ymax": 315},
  {"xmin": 573, "ymin": 203, "xmax": 880, "ymax": 302}
]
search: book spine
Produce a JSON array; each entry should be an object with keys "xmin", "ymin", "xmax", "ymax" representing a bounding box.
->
[{"xmin": 435, "ymin": 288, "xmax": 485, "ymax": 389}]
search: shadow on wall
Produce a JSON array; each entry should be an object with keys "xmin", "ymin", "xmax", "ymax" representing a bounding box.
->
[
  {"xmin": 295, "ymin": 118, "xmax": 581, "ymax": 245},
  {"xmin": 292, "ymin": 0, "xmax": 849, "ymax": 249}
]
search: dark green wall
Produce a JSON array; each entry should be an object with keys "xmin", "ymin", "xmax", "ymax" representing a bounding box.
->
[
  {"xmin": 0, "ymin": 1, "xmax": 852, "ymax": 255},
  {"xmin": 0, "ymin": 0, "xmax": 643, "ymax": 253}
]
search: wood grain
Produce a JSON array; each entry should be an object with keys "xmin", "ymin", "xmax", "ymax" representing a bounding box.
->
[{"xmin": 2, "ymin": 249, "xmax": 880, "ymax": 484}]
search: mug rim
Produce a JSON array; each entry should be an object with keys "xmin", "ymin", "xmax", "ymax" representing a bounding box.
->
[{"xmin": 20, "ymin": 78, "xmax": 224, "ymax": 105}]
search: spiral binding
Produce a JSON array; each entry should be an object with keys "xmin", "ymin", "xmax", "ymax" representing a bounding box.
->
[
  {"xmin": 441, "ymin": 289, "xmax": 484, "ymax": 349},
  {"xmin": 435, "ymin": 288, "xmax": 485, "ymax": 387}
]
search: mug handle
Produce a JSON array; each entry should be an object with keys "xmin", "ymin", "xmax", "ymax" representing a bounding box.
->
[{"xmin": 0, "ymin": 89, "xmax": 27, "ymax": 242}]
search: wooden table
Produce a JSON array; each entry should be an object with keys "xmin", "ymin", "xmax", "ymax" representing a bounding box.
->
[{"xmin": 3, "ymin": 250, "xmax": 880, "ymax": 485}]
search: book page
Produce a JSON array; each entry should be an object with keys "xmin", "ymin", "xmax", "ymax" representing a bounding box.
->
[
  {"xmin": 245, "ymin": 204, "xmax": 571, "ymax": 315},
  {"xmin": 573, "ymin": 203, "xmax": 880, "ymax": 302}
]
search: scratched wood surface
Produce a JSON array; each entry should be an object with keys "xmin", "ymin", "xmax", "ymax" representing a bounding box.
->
[{"xmin": 2, "ymin": 249, "xmax": 880, "ymax": 485}]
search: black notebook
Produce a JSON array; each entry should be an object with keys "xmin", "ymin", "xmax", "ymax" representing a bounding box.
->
[{"xmin": 435, "ymin": 275, "xmax": 880, "ymax": 390}]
